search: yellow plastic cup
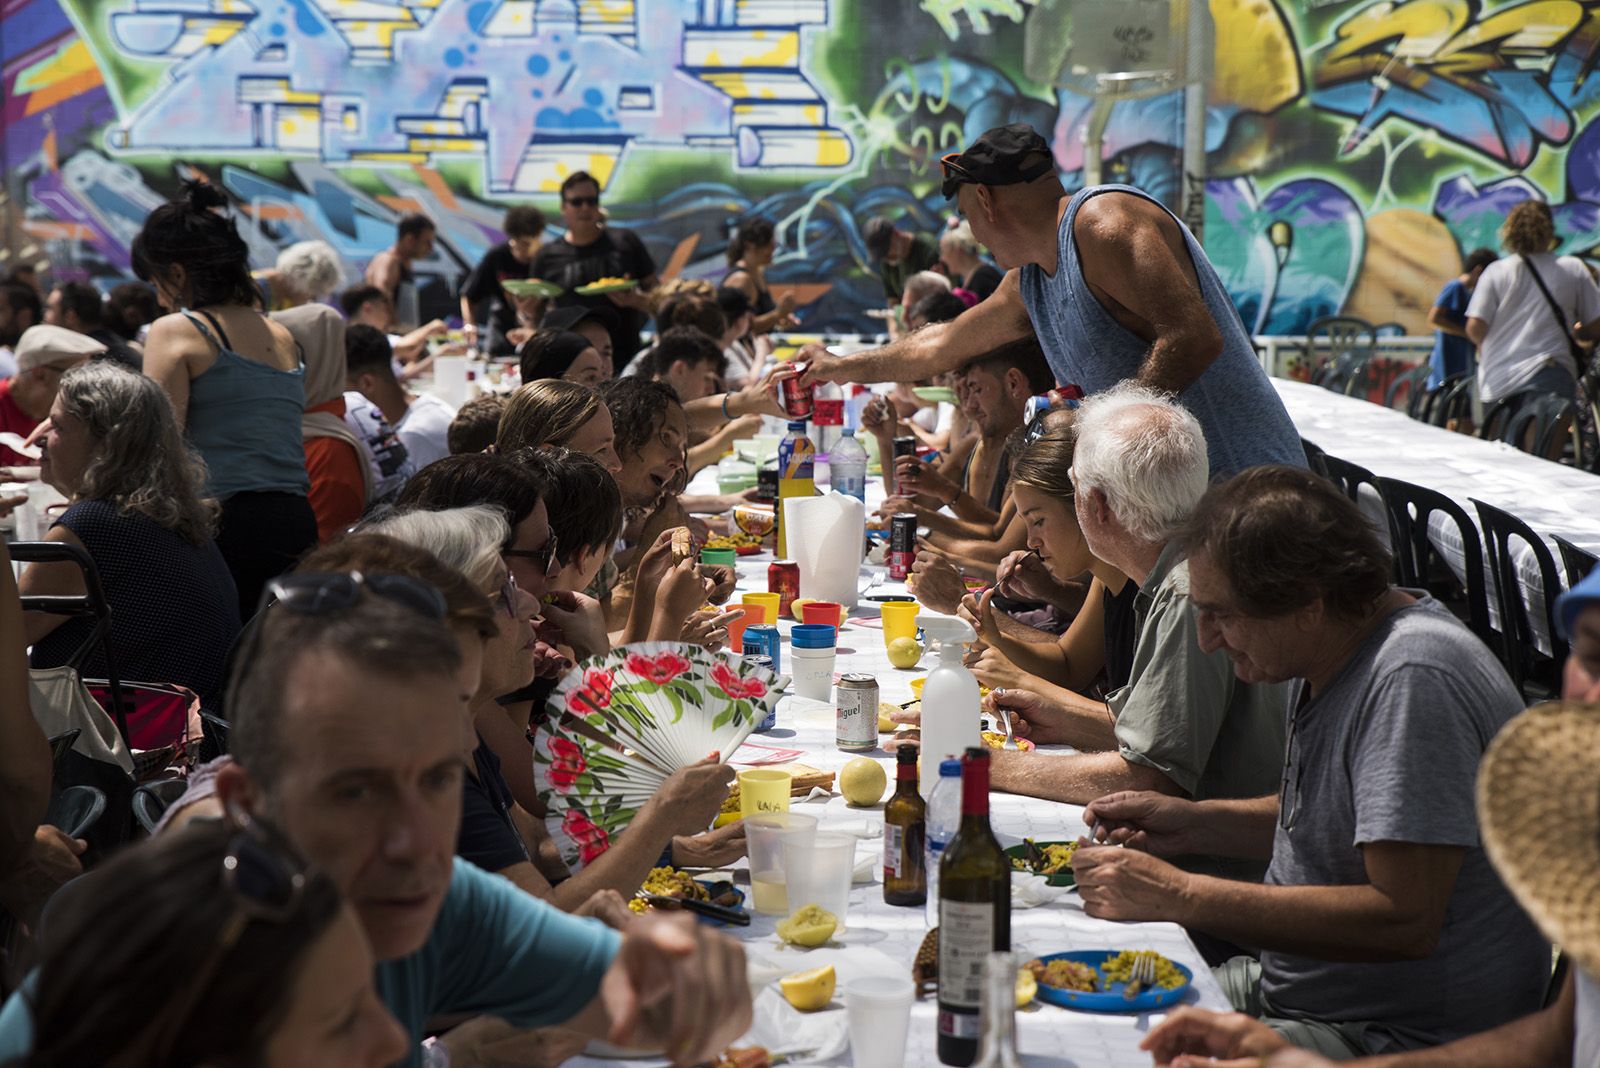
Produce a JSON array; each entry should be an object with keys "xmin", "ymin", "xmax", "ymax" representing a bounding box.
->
[
  {"xmin": 881, "ymin": 602, "xmax": 920, "ymax": 646},
  {"xmin": 909, "ymin": 676, "xmax": 927, "ymax": 699},
  {"xmin": 738, "ymin": 769, "xmax": 793, "ymax": 820},
  {"xmin": 742, "ymin": 592, "xmax": 781, "ymax": 629}
]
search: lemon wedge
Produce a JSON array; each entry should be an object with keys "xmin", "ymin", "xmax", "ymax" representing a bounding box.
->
[
  {"xmin": 1015, "ymin": 967, "xmax": 1037, "ymax": 1007},
  {"xmin": 779, "ymin": 964, "xmax": 837, "ymax": 1011},
  {"xmin": 776, "ymin": 904, "xmax": 837, "ymax": 947}
]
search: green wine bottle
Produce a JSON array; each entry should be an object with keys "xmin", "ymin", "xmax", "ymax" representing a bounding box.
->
[{"xmin": 936, "ymin": 747, "xmax": 1011, "ymax": 1066}]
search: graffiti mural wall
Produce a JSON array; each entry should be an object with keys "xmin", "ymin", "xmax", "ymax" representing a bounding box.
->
[{"xmin": 3, "ymin": 0, "xmax": 1597, "ymax": 334}]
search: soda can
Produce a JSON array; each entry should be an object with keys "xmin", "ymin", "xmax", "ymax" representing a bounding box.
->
[
  {"xmin": 836, "ymin": 673, "xmax": 879, "ymax": 751},
  {"xmin": 743, "ymin": 653, "xmax": 778, "ymax": 730},
  {"xmin": 888, "ymin": 513, "xmax": 918, "ymax": 581},
  {"xmin": 891, "ymin": 436, "xmax": 917, "ymax": 496},
  {"xmin": 768, "ymin": 560, "xmax": 801, "ymax": 617},
  {"xmin": 756, "ymin": 467, "xmax": 779, "ymax": 503},
  {"xmin": 742, "ymin": 625, "xmax": 781, "ymax": 673},
  {"xmin": 780, "ymin": 370, "xmax": 813, "ymax": 418}
]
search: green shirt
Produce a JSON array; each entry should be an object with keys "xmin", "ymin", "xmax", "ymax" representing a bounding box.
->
[
  {"xmin": 877, "ymin": 232, "xmax": 941, "ymax": 301},
  {"xmin": 1108, "ymin": 543, "xmax": 1290, "ymax": 879}
]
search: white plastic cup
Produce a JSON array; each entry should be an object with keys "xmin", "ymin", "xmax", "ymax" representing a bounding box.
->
[
  {"xmin": 846, "ymin": 975, "xmax": 916, "ymax": 1066},
  {"xmin": 746, "ymin": 813, "xmax": 817, "ymax": 915},
  {"xmin": 783, "ymin": 830, "xmax": 855, "ymax": 930},
  {"xmin": 790, "ymin": 624, "xmax": 837, "ymax": 701}
]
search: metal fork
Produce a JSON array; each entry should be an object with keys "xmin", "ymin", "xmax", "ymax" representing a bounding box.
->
[
  {"xmin": 1122, "ymin": 952, "xmax": 1156, "ymax": 999},
  {"xmin": 995, "ymin": 690, "xmax": 1022, "ymax": 750}
]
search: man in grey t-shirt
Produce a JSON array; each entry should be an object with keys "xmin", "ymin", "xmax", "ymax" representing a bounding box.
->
[{"xmin": 1071, "ymin": 467, "xmax": 1545, "ymax": 1058}]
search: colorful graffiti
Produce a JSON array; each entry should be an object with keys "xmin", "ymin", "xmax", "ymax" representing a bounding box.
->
[{"xmin": 2, "ymin": 0, "xmax": 1598, "ymax": 335}]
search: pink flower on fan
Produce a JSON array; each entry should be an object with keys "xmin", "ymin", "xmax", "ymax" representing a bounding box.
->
[
  {"xmin": 710, "ymin": 661, "xmax": 768, "ymax": 701},
  {"xmin": 565, "ymin": 668, "xmax": 614, "ymax": 717},
  {"xmin": 625, "ymin": 650, "xmax": 692, "ymax": 686},
  {"xmin": 546, "ymin": 738, "xmax": 587, "ymax": 793},
  {"xmin": 563, "ymin": 809, "xmax": 611, "ymax": 864}
]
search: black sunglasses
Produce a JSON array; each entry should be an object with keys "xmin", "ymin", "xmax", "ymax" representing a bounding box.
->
[
  {"xmin": 565, "ymin": 195, "xmax": 600, "ymax": 207},
  {"xmin": 149, "ymin": 821, "xmax": 312, "ymax": 1058},
  {"xmin": 503, "ymin": 530, "xmax": 561, "ymax": 577},
  {"xmin": 263, "ymin": 570, "xmax": 447, "ymax": 620}
]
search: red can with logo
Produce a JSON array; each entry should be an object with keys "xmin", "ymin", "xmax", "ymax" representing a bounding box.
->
[
  {"xmin": 768, "ymin": 561, "xmax": 801, "ymax": 616},
  {"xmin": 888, "ymin": 514, "xmax": 917, "ymax": 581},
  {"xmin": 780, "ymin": 369, "xmax": 814, "ymax": 418}
]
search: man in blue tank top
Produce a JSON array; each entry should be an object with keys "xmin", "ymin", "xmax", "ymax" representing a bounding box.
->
[{"xmin": 801, "ymin": 124, "xmax": 1304, "ymax": 479}]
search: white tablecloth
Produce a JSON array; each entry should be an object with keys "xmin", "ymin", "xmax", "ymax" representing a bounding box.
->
[
  {"xmin": 1273, "ymin": 378, "xmax": 1600, "ymax": 654},
  {"xmin": 568, "ymin": 549, "xmax": 1229, "ymax": 1067}
]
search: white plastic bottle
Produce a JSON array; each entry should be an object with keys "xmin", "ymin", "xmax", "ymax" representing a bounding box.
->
[
  {"xmin": 918, "ymin": 617, "xmax": 982, "ymax": 799},
  {"xmin": 829, "ymin": 428, "xmax": 868, "ymax": 501},
  {"xmin": 924, "ymin": 757, "xmax": 963, "ymax": 927}
]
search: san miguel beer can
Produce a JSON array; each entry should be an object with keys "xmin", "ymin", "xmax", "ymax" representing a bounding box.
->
[
  {"xmin": 768, "ymin": 560, "xmax": 801, "ymax": 617},
  {"xmin": 888, "ymin": 513, "xmax": 917, "ymax": 581},
  {"xmin": 836, "ymin": 673, "xmax": 879, "ymax": 751},
  {"xmin": 743, "ymin": 653, "xmax": 778, "ymax": 730}
]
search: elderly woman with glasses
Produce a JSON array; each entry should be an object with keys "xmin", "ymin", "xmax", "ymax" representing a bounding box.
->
[
  {"xmin": 23, "ymin": 361, "xmax": 240, "ymax": 711},
  {"xmin": 16, "ymin": 818, "xmax": 407, "ymax": 1068}
]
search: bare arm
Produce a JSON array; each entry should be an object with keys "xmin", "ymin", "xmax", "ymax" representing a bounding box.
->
[
  {"xmin": 1466, "ymin": 316, "xmax": 1489, "ymax": 346},
  {"xmin": 990, "ymin": 749, "xmax": 1179, "ymax": 806},
  {"xmin": 143, "ymin": 315, "xmax": 205, "ymax": 428},
  {"xmin": 1074, "ymin": 195, "xmax": 1224, "ymax": 395},
  {"xmin": 0, "ymin": 534, "xmax": 50, "ymax": 876},
  {"xmin": 928, "ymin": 508, "xmax": 1027, "ymax": 570},
  {"xmin": 1175, "ymin": 841, "xmax": 1465, "ymax": 960},
  {"xmin": 1577, "ymin": 318, "xmax": 1600, "ymax": 342},
  {"xmin": 800, "ymin": 271, "xmax": 1032, "ymax": 386},
  {"xmin": 1427, "ymin": 305, "xmax": 1469, "ymax": 338}
]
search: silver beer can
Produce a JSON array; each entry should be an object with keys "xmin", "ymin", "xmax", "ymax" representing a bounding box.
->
[{"xmin": 836, "ymin": 673, "xmax": 879, "ymax": 752}]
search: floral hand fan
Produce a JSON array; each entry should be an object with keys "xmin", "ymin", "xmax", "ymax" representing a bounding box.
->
[{"xmin": 534, "ymin": 643, "xmax": 781, "ymax": 870}]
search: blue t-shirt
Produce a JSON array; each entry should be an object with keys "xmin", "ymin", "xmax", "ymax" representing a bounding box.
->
[
  {"xmin": 0, "ymin": 859, "xmax": 619, "ymax": 1067},
  {"xmin": 1428, "ymin": 278, "xmax": 1474, "ymax": 389}
]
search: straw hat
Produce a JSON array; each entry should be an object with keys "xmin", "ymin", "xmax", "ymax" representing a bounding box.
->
[{"xmin": 1477, "ymin": 701, "xmax": 1600, "ymax": 979}]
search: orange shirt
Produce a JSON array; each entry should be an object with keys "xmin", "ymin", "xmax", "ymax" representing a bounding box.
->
[{"xmin": 303, "ymin": 398, "xmax": 366, "ymax": 543}]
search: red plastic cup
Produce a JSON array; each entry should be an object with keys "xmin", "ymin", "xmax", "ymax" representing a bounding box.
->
[{"xmin": 801, "ymin": 601, "xmax": 844, "ymax": 628}]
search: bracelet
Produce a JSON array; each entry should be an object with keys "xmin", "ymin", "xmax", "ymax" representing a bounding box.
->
[{"xmin": 721, "ymin": 392, "xmax": 734, "ymax": 419}]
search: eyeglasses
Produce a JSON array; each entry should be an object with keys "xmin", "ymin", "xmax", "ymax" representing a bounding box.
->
[
  {"xmin": 564, "ymin": 195, "xmax": 600, "ymax": 208},
  {"xmin": 264, "ymin": 570, "xmax": 447, "ymax": 620},
  {"xmin": 503, "ymin": 530, "xmax": 561, "ymax": 578},
  {"xmin": 496, "ymin": 569, "xmax": 522, "ymax": 616},
  {"xmin": 939, "ymin": 152, "xmax": 977, "ymax": 199},
  {"xmin": 148, "ymin": 820, "xmax": 312, "ymax": 1058}
]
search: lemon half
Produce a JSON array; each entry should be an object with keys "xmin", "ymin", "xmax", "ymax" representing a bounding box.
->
[{"xmin": 779, "ymin": 964, "xmax": 837, "ymax": 1011}]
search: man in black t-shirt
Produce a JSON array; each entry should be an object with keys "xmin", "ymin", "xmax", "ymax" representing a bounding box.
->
[
  {"xmin": 459, "ymin": 204, "xmax": 546, "ymax": 356},
  {"xmin": 529, "ymin": 171, "xmax": 657, "ymax": 361}
]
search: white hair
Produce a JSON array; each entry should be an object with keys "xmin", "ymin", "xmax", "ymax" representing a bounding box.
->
[
  {"xmin": 940, "ymin": 222, "xmax": 982, "ymax": 259},
  {"xmin": 275, "ymin": 240, "xmax": 344, "ymax": 300},
  {"xmin": 364, "ymin": 505, "xmax": 509, "ymax": 589},
  {"xmin": 1071, "ymin": 385, "xmax": 1209, "ymax": 543},
  {"xmin": 902, "ymin": 270, "xmax": 951, "ymax": 306}
]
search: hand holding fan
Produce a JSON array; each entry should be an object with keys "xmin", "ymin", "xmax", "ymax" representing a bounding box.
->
[{"xmin": 535, "ymin": 642, "xmax": 783, "ymax": 870}]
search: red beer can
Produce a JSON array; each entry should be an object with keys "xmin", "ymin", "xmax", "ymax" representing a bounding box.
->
[
  {"xmin": 888, "ymin": 513, "xmax": 917, "ymax": 581},
  {"xmin": 768, "ymin": 560, "xmax": 801, "ymax": 616},
  {"xmin": 780, "ymin": 368, "xmax": 813, "ymax": 418}
]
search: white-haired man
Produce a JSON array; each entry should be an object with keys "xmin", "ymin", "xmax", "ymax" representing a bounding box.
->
[{"xmin": 989, "ymin": 386, "xmax": 1288, "ymax": 882}]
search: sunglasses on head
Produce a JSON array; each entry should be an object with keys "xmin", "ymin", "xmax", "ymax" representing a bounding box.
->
[
  {"xmin": 262, "ymin": 570, "xmax": 447, "ymax": 620},
  {"xmin": 503, "ymin": 530, "xmax": 561, "ymax": 578},
  {"xmin": 565, "ymin": 195, "xmax": 600, "ymax": 208},
  {"xmin": 940, "ymin": 152, "xmax": 977, "ymax": 199},
  {"xmin": 147, "ymin": 820, "xmax": 312, "ymax": 1058}
]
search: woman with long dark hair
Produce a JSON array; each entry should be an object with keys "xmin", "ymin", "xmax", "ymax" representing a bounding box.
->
[
  {"xmin": 134, "ymin": 181, "xmax": 318, "ymax": 615},
  {"xmin": 723, "ymin": 217, "xmax": 796, "ymax": 335}
]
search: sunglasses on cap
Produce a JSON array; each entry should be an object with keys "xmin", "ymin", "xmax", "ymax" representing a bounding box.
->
[{"xmin": 939, "ymin": 152, "xmax": 978, "ymax": 199}]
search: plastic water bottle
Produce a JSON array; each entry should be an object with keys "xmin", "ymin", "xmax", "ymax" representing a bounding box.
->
[
  {"xmin": 924, "ymin": 757, "xmax": 963, "ymax": 927},
  {"xmin": 918, "ymin": 617, "xmax": 983, "ymax": 799},
  {"xmin": 829, "ymin": 428, "xmax": 868, "ymax": 501}
]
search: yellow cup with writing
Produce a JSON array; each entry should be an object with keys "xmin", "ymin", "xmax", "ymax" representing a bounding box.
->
[
  {"xmin": 741, "ymin": 593, "xmax": 781, "ymax": 628},
  {"xmin": 881, "ymin": 602, "xmax": 920, "ymax": 646},
  {"xmin": 738, "ymin": 769, "xmax": 792, "ymax": 820}
]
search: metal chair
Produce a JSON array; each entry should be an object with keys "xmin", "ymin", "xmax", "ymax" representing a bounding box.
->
[
  {"xmin": 1376, "ymin": 478, "xmax": 1495, "ymax": 651},
  {"xmin": 1472, "ymin": 498, "xmax": 1567, "ymax": 698},
  {"xmin": 1552, "ymin": 535, "xmax": 1598, "ymax": 586}
]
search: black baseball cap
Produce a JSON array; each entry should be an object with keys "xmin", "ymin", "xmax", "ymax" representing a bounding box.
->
[
  {"xmin": 940, "ymin": 124, "xmax": 1056, "ymax": 200},
  {"xmin": 540, "ymin": 304, "xmax": 620, "ymax": 333}
]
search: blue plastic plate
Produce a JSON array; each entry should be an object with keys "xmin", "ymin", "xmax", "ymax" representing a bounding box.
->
[
  {"xmin": 693, "ymin": 880, "xmax": 746, "ymax": 927},
  {"xmin": 1030, "ymin": 950, "xmax": 1193, "ymax": 1013}
]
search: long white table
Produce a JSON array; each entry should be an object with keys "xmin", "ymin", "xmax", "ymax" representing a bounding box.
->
[
  {"xmin": 1274, "ymin": 378, "xmax": 1600, "ymax": 654},
  {"xmin": 569, "ymin": 477, "xmax": 1229, "ymax": 1067}
]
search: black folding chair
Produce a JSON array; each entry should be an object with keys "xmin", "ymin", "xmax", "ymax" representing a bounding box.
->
[
  {"xmin": 132, "ymin": 779, "xmax": 191, "ymax": 836},
  {"xmin": 1551, "ymin": 535, "xmax": 1598, "ymax": 586},
  {"xmin": 1428, "ymin": 375, "xmax": 1477, "ymax": 430},
  {"xmin": 1385, "ymin": 363, "xmax": 1429, "ymax": 412},
  {"xmin": 1301, "ymin": 438, "xmax": 1330, "ymax": 478},
  {"xmin": 1320, "ymin": 454, "xmax": 1380, "ymax": 505},
  {"xmin": 1376, "ymin": 478, "xmax": 1495, "ymax": 651},
  {"xmin": 1471, "ymin": 498, "xmax": 1568, "ymax": 699},
  {"xmin": 45, "ymin": 785, "xmax": 107, "ymax": 841}
]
